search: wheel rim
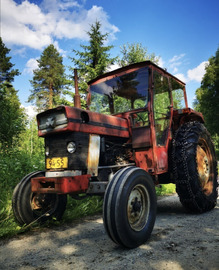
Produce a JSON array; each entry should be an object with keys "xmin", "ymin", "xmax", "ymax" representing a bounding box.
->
[
  {"xmin": 127, "ymin": 184, "xmax": 150, "ymax": 231},
  {"xmin": 196, "ymin": 138, "xmax": 213, "ymax": 196},
  {"xmin": 31, "ymin": 193, "xmax": 59, "ymax": 218}
]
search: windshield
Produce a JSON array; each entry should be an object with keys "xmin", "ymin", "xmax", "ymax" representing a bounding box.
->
[{"xmin": 89, "ymin": 67, "xmax": 149, "ymax": 115}]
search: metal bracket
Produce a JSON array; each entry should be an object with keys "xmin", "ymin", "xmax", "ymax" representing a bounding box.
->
[{"xmin": 87, "ymin": 182, "xmax": 108, "ymax": 194}]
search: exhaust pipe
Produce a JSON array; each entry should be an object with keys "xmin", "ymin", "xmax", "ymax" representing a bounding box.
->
[{"xmin": 74, "ymin": 69, "xmax": 81, "ymax": 108}]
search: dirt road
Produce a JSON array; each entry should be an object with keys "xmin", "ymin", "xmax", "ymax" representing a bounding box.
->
[{"xmin": 0, "ymin": 195, "xmax": 218, "ymax": 270}]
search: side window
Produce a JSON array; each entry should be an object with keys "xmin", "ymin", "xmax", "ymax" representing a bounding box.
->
[
  {"xmin": 153, "ymin": 71, "xmax": 171, "ymax": 145},
  {"xmin": 171, "ymin": 78, "xmax": 186, "ymax": 109}
]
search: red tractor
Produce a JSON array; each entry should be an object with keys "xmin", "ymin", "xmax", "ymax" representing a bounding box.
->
[{"xmin": 12, "ymin": 61, "xmax": 218, "ymax": 248}]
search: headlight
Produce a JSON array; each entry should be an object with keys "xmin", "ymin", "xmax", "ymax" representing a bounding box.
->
[
  {"xmin": 67, "ymin": 142, "xmax": 76, "ymax": 153},
  {"xmin": 45, "ymin": 146, "xmax": 49, "ymax": 156}
]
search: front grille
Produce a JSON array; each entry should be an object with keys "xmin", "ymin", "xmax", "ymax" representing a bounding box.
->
[
  {"xmin": 38, "ymin": 108, "xmax": 68, "ymax": 133},
  {"xmin": 45, "ymin": 132, "xmax": 89, "ymax": 170}
]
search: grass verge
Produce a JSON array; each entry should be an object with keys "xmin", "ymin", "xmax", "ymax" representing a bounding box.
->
[
  {"xmin": 155, "ymin": 183, "xmax": 176, "ymax": 196},
  {"xmin": 0, "ymin": 184, "xmax": 175, "ymax": 239}
]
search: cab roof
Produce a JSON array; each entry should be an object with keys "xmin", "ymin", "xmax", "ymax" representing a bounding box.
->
[{"xmin": 88, "ymin": 60, "xmax": 185, "ymax": 86}]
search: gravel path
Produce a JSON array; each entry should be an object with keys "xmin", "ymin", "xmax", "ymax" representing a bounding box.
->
[{"xmin": 0, "ymin": 195, "xmax": 218, "ymax": 270}]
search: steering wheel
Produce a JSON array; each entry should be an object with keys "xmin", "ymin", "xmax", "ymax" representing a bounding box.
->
[{"xmin": 136, "ymin": 114, "xmax": 147, "ymax": 126}]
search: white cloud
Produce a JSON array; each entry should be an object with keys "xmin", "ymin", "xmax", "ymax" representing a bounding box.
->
[
  {"xmin": 2, "ymin": 0, "xmax": 52, "ymax": 49},
  {"xmin": 173, "ymin": 61, "xmax": 208, "ymax": 84},
  {"xmin": 13, "ymin": 47, "xmax": 27, "ymax": 57},
  {"xmin": 21, "ymin": 105, "xmax": 37, "ymax": 119},
  {"xmin": 169, "ymin": 54, "xmax": 186, "ymax": 63},
  {"xmin": 1, "ymin": 0, "xmax": 119, "ymax": 50},
  {"xmin": 166, "ymin": 53, "xmax": 208, "ymax": 84},
  {"xmin": 53, "ymin": 41, "xmax": 67, "ymax": 57},
  {"xmin": 107, "ymin": 63, "xmax": 120, "ymax": 72},
  {"xmin": 168, "ymin": 53, "xmax": 186, "ymax": 73},
  {"xmin": 174, "ymin": 73, "xmax": 187, "ymax": 83},
  {"xmin": 187, "ymin": 61, "xmax": 208, "ymax": 83},
  {"xmin": 172, "ymin": 67, "xmax": 178, "ymax": 73},
  {"xmin": 41, "ymin": 0, "xmax": 82, "ymax": 13},
  {"xmin": 158, "ymin": 57, "xmax": 165, "ymax": 68},
  {"xmin": 23, "ymin": 58, "xmax": 39, "ymax": 75},
  {"xmin": 54, "ymin": 5, "xmax": 119, "ymax": 41}
]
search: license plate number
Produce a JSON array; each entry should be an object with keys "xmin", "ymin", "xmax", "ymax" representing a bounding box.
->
[{"xmin": 46, "ymin": 157, "xmax": 68, "ymax": 169}]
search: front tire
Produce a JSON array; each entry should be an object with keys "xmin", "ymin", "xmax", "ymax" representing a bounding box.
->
[
  {"xmin": 12, "ymin": 171, "xmax": 67, "ymax": 225},
  {"xmin": 12, "ymin": 171, "xmax": 44, "ymax": 225},
  {"xmin": 172, "ymin": 122, "xmax": 218, "ymax": 213},
  {"xmin": 103, "ymin": 166, "xmax": 157, "ymax": 248}
]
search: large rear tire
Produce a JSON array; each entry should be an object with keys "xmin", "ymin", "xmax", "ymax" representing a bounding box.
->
[
  {"xmin": 103, "ymin": 166, "xmax": 157, "ymax": 248},
  {"xmin": 172, "ymin": 122, "xmax": 218, "ymax": 213},
  {"xmin": 12, "ymin": 171, "xmax": 67, "ymax": 225}
]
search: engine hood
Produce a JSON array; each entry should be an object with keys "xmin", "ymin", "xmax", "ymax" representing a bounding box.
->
[{"xmin": 37, "ymin": 106, "xmax": 130, "ymax": 138}]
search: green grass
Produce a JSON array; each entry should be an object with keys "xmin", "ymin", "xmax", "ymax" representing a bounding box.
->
[
  {"xmin": 62, "ymin": 196, "xmax": 103, "ymax": 222},
  {"xmin": 0, "ymin": 148, "xmax": 103, "ymax": 238},
  {"xmin": 0, "ymin": 183, "xmax": 175, "ymax": 239},
  {"xmin": 155, "ymin": 183, "xmax": 176, "ymax": 196},
  {"xmin": 0, "ymin": 194, "xmax": 103, "ymax": 239}
]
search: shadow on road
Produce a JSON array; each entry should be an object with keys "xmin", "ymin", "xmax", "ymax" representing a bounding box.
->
[
  {"xmin": 0, "ymin": 195, "xmax": 218, "ymax": 270},
  {"xmin": 157, "ymin": 194, "xmax": 185, "ymax": 214}
]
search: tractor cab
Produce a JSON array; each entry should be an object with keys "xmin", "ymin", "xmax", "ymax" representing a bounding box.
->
[{"xmin": 87, "ymin": 61, "xmax": 200, "ymax": 174}]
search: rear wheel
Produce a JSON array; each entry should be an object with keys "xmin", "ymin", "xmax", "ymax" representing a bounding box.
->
[
  {"xmin": 172, "ymin": 122, "xmax": 218, "ymax": 213},
  {"xmin": 12, "ymin": 171, "xmax": 67, "ymax": 225},
  {"xmin": 103, "ymin": 166, "xmax": 157, "ymax": 248}
]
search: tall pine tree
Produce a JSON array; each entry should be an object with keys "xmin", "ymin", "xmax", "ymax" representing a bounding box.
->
[
  {"xmin": 0, "ymin": 37, "xmax": 20, "ymax": 84},
  {"xmin": 70, "ymin": 21, "xmax": 117, "ymax": 105},
  {"xmin": 29, "ymin": 44, "xmax": 68, "ymax": 111},
  {"xmin": 0, "ymin": 38, "xmax": 25, "ymax": 150}
]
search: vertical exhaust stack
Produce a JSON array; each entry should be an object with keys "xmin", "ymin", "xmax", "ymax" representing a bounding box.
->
[{"xmin": 74, "ymin": 69, "xmax": 81, "ymax": 108}]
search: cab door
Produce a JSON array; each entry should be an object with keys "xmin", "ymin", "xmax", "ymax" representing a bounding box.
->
[{"xmin": 152, "ymin": 70, "xmax": 172, "ymax": 172}]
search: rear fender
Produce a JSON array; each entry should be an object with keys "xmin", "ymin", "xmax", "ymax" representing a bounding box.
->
[{"xmin": 173, "ymin": 108, "xmax": 204, "ymax": 130}]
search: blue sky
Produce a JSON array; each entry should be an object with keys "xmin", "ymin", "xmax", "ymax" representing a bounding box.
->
[{"xmin": 1, "ymin": 0, "xmax": 219, "ymax": 116}]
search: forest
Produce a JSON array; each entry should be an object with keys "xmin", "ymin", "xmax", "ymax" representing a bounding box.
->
[{"xmin": 0, "ymin": 22, "xmax": 218, "ymax": 238}]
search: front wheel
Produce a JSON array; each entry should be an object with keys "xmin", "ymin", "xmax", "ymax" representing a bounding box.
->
[
  {"xmin": 103, "ymin": 166, "xmax": 157, "ymax": 248},
  {"xmin": 172, "ymin": 122, "xmax": 218, "ymax": 213},
  {"xmin": 12, "ymin": 171, "xmax": 67, "ymax": 225}
]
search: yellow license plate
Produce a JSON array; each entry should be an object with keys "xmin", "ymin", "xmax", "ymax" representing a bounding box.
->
[{"xmin": 46, "ymin": 157, "xmax": 68, "ymax": 169}]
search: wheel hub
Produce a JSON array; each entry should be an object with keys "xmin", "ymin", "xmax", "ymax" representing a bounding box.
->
[
  {"xmin": 197, "ymin": 145, "xmax": 209, "ymax": 184},
  {"xmin": 31, "ymin": 194, "xmax": 44, "ymax": 210},
  {"xmin": 132, "ymin": 197, "xmax": 142, "ymax": 213},
  {"xmin": 127, "ymin": 185, "xmax": 150, "ymax": 231},
  {"xmin": 196, "ymin": 140, "xmax": 213, "ymax": 196},
  {"xmin": 31, "ymin": 193, "xmax": 57, "ymax": 215}
]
